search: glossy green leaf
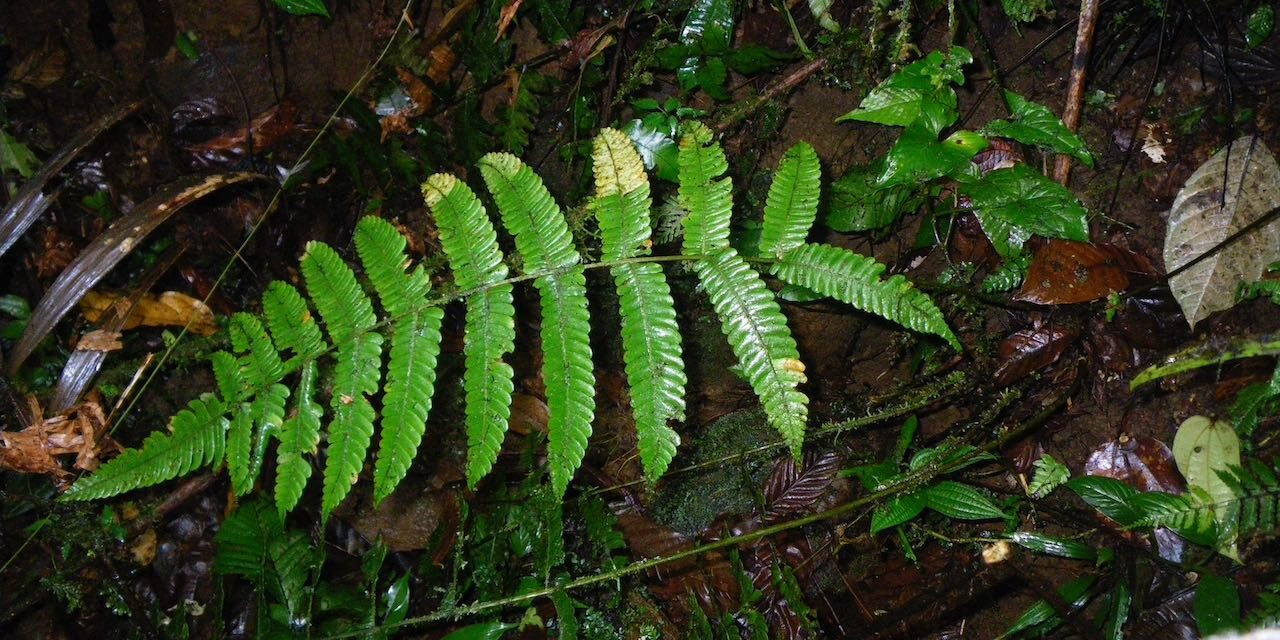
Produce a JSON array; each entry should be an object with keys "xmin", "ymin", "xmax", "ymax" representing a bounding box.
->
[
  {"xmin": 870, "ymin": 492, "xmax": 927, "ymax": 533},
  {"xmin": 836, "ymin": 47, "xmax": 971, "ymax": 134},
  {"xmin": 981, "ymin": 90, "xmax": 1094, "ymax": 167},
  {"xmin": 925, "ymin": 481, "xmax": 1005, "ymax": 520},
  {"xmin": 1066, "ymin": 476, "xmax": 1143, "ymax": 526},
  {"xmin": 622, "ymin": 118, "xmax": 679, "ymax": 182},
  {"xmin": 826, "ymin": 162, "xmax": 922, "ymax": 233},
  {"xmin": 1247, "ymin": 5, "xmax": 1275, "ymax": 50},
  {"xmin": 1009, "ymin": 531, "xmax": 1098, "ymax": 561},
  {"xmin": 1195, "ymin": 574, "xmax": 1241, "ymax": 636},
  {"xmin": 760, "ymin": 142, "xmax": 821, "ymax": 257},
  {"xmin": 960, "ymin": 165, "xmax": 1089, "ymax": 242},
  {"xmin": 272, "ymin": 0, "xmax": 329, "ymax": 18},
  {"xmin": 878, "ymin": 124, "xmax": 985, "ymax": 188}
]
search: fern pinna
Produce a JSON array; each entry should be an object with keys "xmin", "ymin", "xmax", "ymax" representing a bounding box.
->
[{"xmin": 61, "ymin": 126, "xmax": 959, "ymax": 518}]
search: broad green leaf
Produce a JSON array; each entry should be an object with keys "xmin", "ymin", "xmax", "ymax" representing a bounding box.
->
[
  {"xmin": 981, "ymin": 91, "xmax": 1094, "ymax": 167},
  {"xmin": 960, "ymin": 165, "xmax": 1089, "ymax": 242},
  {"xmin": 870, "ymin": 492, "xmax": 927, "ymax": 533},
  {"xmin": 836, "ymin": 47, "xmax": 972, "ymax": 134},
  {"xmin": 272, "ymin": 0, "xmax": 330, "ymax": 18},
  {"xmin": 1174, "ymin": 415, "xmax": 1242, "ymax": 560},
  {"xmin": 0, "ymin": 128, "xmax": 40, "ymax": 178},
  {"xmin": 1066, "ymin": 476, "xmax": 1143, "ymax": 526},
  {"xmin": 1247, "ymin": 5, "xmax": 1275, "ymax": 50},
  {"xmin": 826, "ymin": 162, "xmax": 922, "ymax": 233},
  {"xmin": 925, "ymin": 481, "xmax": 1005, "ymax": 520},
  {"xmin": 1195, "ymin": 574, "xmax": 1241, "ymax": 636},
  {"xmin": 621, "ymin": 118, "xmax": 679, "ymax": 182},
  {"xmin": 723, "ymin": 45, "xmax": 790, "ymax": 75},
  {"xmin": 878, "ymin": 124, "xmax": 985, "ymax": 188}
]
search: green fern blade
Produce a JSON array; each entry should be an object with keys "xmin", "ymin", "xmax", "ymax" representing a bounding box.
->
[
  {"xmin": 760, "ymin": 142, "xmax": 821, "ymax": 257},
  {"xmin": 262, "ymin": 281, "xmax": 326, "ymax": 359},
  {"xmin": 276, "ymin": 360, "xmax": 322, "ymax": 516},
  {"xmin": 613, "ymin": 262, "xmax": 685, "ymax": 483},
  {"xmin": 60, "ymin": 393, "xmax": 229, "ymax": 501},
  {"xmin": 227, "ymin": 403, "xmax": 254, "ymax": 495},
  {"xmin": 301, "ymin": 241, "xmax": 378, "ymax": 345},
  {"xmin": 321, "ymin": 331, "xmax": 384, "ymax": 518},
  {"xmin": 423, "ymin": 173, "xmax": 509, "ymax": 290},
  {"xmin": 592, "ymin": 128, "xmax": 652, "ymax": 261},
  {"xmin": 695, "ymin": 248, "xmax": 808, "ymax": 458},
  {"xmin": 772, "ymin": 243, "xmax": 961, "ymax": 350},
  {"xmin": 537, "ymin": 268, "xmax": 596, "ymax": 498},
  {"xmin": 463, "ymin": 285, "xmax": 518, "ymax": 488},
  {"xmin": 245, "ymin": 383, "xmax": 287, "ymax": 494},
  {"xmin": 479, "ymin": 152, "xmax": 581, "ymax": 271},
  {"xmin": 355, "ymin": 216, "xmax": 432, "ymax": 317},
  {"xmin": 679, "ymin": 123, "xmax": 733, "ymax": 256},
  {"xmin": 211, "ymin": 351, "xmax": 244, "ymax": 403},
  {"xmin": 229, "ymin": 313, "xmax": 285, "ymax": 388},
  {"xmin": 373, "ymin": 307, "xmax": 445, "ymax": 503}
]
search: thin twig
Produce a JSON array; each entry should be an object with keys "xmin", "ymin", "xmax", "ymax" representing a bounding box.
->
[{"xmin": 1053, "ymin": 0, "xmax": 1101, "ymax": 185}]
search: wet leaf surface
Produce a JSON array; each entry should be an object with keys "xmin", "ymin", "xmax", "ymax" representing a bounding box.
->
[
  {"xmin": 1016, "ymin": 240, "xmax": 1130, "ymax": 304},
  {"xmin": 993, "ymin": 323, "xmax": 1076, "ymax": 387}
]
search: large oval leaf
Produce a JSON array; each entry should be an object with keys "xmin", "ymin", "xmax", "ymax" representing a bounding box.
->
[{"xmin": 1164, "ymin": 136, "xmax": 1280, "ymax": 328}]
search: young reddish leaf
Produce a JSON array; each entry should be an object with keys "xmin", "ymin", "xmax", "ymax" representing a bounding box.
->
[{"xmin": 762, "ymin": 451, "xmax": 840, "ymax": 524}]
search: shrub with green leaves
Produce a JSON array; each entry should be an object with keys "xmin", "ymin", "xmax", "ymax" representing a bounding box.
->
[{"xmin": 60, "ymin": 124, "xmax": 959, "ymax": 520}]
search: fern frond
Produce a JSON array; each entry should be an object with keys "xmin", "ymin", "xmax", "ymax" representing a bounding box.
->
[
  {"xmin": 696, "ymin": 248, "xmax": 808, "ymax": 458},
  {"xmin": 759, "ymin": 142, "xmax": 820, "ymax": 258},
  {"xmin": 461, "ymin": 287, "xmax": 517, "ymax": 487},
  {"xmin": 227, "ymin": 404, "xmax": 253, "ymax": 495},
  {"xmin": 423, "ymin": 173, "xmax": 517, "ymax": 488},
  {"xmin": 261, "ymin": 282, "xmax": 326, "ymax": 516},
  {"xmin": 592, "ymin": 128, "xmax": 652, "ymax": 262},
  {"xmin": 422, "ymin": 174, "xmax": 510, "ymax": 289},
  {"xmin": 679, "ymin": 123, "xmax": 733, "ymax": 256},
  {"xmin": 479, "ymin": 152, "xmax": 595, "ymax": 498},
  {"xmin": 275, "ymin": 360, "xmax": 322, "ymax": 516},
  {"xmin": 60, "ymin": 393, "xmax": 229, "ymax": 501},
  {"xmin": 210, "ymin": 350, "xmax": 244, "ymax": 403},
  {"xmin": 613, "ymin": 262, "xmax": 685, "ymax": 482},
  {"xmin": 1132, "ymin": 491, "xmax": 1218, "ymax": 546},
  {"xmin": 478, "ymin": 152, "xmax": 581, "ymax": 271},
  {"xmin": 591, "ymin": 128, "xmax": 685, "ymax": 483},
  {"xmin": 262, "ymin": 281, "xmax": 327, "ymax": 360},
  {"xmin": 1219, "ymin": 461, "xmax": 1280, "ymax": 539},
  {"xmin": 772, "ymin": 243, "xmax": 961, "ymax": 350},
  {"xmin": 301, "ymin": 242, "xmax": 384, "ymax": 518},
  {"xmin": 354, "ymin": 217, "xmax": 445, "ymax": 504},
  {"xmin": 228, "ymin": 313, "xmax": 286, "ymax": 388}
]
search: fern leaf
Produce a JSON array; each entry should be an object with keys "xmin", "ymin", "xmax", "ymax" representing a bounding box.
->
[
  {"xmin": 210, "ymin": 351, "xmax": 244, "ymax": 403},
  {"xmin": 592, "ymin": 128, "xmax": 653, "ymax": 262},
  {"xmin": 60, "ymin": 394, "xmax": 229, "ymax": 501},
  {"xmin": 423, "ymin": 174, "xmax": 510, "ymax": 289},
  {"xmin": 229, "ymin": 313, "xmax": 285, "ymax": 388},
  {"xmin": 1220, "ymin": 461, "xmax": 1280, "ymax": 539},
  {"xmin": 480, "ymin": 152, "xmax": 595, "ymax": 497},
  {"xmin": 275, "ymin": 360, "xmax": 322, "ymax": 516},
  {"xmin": 301, "ymin": 241, "xmax": 383, "ymax": 518},
  {"xmin": 591, "ymin": 129, "xmax": 685, "ymax": 483},
  {"xmin": 461, "ymin": 287, "xmax": 517, "ymax": 487},
  {"xmin": 262, "ymin": 281, "xmax": 327, "ymax": 360},
  {"xmin": 772, "ymin": 243, "xmax": 961, "ymax": 350},
  {"xmin": 760, "ymin": 142, "xmax": 821, "ymax": 258},
  {"xmin": 227, "ymin": 404, "xmax": 254, "ymax": 495},
  {"xmin": 478, "ymin": 152, "xmax": 580, "ymax": 271},
  {"xmin": 679, "ymin": 123, "xmax": 733, "ymax": 256},
  {"xmin": 354, "ymin": 216, "xmax": 445, "ymax": 503},
  {"xmin": 423, "ymin": 173, "xmax": 517, "ymax": 488},
  {"xmin": 613, "ymin": 262, "xmax": 685, "ymax": 482},
  {"xmin": 696, "ymin": 248, "xmax": 809, "ymax": 458}
]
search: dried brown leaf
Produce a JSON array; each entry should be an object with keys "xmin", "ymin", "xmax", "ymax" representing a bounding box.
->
[
  {"xmin": 1016, "ymin": 240, "xmax": 1130, "ymax": 304},
  {"xmin": 992, "ymin": 324, "xmax": 1076, "ymax": 387},
  {"xmin": 80, "ymin": 290, "xmax": 218, "ymax": 336}
]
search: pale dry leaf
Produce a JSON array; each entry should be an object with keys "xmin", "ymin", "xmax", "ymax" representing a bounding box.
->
[
  {"xmin": 495, "ymin": 0, "xmax": 525, "ymax": 42},
  {"xmin": 80, "ymin": 290, "xmax": 218, "ymax": 336},
  {"xmin": 1164, "ymin": 136, "xmax": 1280, "ymax": 328},
  {"xmin": 1141, "ymin": 123, "xmax": 1167, "ymax": 164}
]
